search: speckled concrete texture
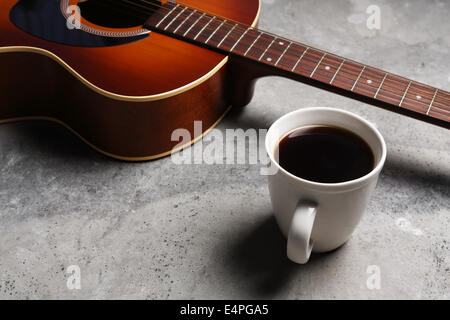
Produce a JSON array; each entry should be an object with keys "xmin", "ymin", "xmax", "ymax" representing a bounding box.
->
[{"xmin": 0, "ymin": 0, "xmax": 449, "ymax": 299}]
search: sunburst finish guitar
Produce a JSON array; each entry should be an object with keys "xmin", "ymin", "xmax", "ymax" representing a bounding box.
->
[{"xmin": 1, "ymin": 0, "xmax": 449, "ymax": 161}]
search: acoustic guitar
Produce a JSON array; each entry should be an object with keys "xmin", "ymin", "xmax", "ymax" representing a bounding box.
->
[{"xmin": 1, "ymin": 0, "xmax": 449, "ymax": 161}]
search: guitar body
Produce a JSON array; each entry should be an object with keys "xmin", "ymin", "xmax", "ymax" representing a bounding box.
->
[{"xmin": 0, "ymin": 0, "xmax": 260, "ymax": 160}]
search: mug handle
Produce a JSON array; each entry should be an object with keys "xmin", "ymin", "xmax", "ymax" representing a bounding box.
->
[{"xmin": 287, "ymin": 201, "xmax": 317, "ymax": 264}]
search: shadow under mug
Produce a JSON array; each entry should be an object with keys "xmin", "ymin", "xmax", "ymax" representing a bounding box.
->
[{"xmin": 265, "ymin": 107, "xmax": 387, "ymax": 264}]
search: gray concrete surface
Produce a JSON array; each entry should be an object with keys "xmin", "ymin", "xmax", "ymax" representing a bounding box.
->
[{"xmin": 0, "ymin": 0, "xmax": 449, "ymax": 299}]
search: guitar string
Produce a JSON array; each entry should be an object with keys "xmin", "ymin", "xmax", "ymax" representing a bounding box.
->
[
  {"xmin": 160, "ymin": 1, "xmax": 450, "ymax": 109},
  {"xmin": 136, "ymin": 0, "xmax": 450, "ymax": 105},
  {"xmin": 91, "ymin": 0, "xmax": 450, "ymax": 111},
  {"xmin": 96, "ymin": 0, "xmax": 450, "ymax": 110},
  {"xmin": 111, "ymin": 0, "xmax": 450, "ymax": 105},
  {"xmin": 138, "ymin": 0, "xmax": 450, "ymax": 109}
]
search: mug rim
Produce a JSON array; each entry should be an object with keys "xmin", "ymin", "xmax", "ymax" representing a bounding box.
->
[{"xmin": 265, "ymin": 107, "xmax": 387, "ymax": 190}]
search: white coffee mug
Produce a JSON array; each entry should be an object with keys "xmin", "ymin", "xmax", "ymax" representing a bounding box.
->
[{"xmin": 265, "ymin": 107, "xmax": 387, "ymax": 264}]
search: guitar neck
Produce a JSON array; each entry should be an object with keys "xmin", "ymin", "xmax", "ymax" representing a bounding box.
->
[{"xmin": 144, "ymin": 1, "xmax": 450, "ymax": 129}]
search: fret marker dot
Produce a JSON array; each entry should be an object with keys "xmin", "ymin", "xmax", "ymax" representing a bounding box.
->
[
  {"xmin": 267, "ymin": 57, "xmax": 272, "ymax": 62},
  {"xmin": 367, "ymin": 79, "xmax": 372, "ymax": 84},
  {"xmin": 416, "ymin": 95, "xmax": 422, "ymax": 100},
  {"xmin": 325, "ymin": 66, "xmax": 331, "ymax": 71},
  {"xmin": 279, "ymin": 42, "xmax": 284, "ymax": 45}
]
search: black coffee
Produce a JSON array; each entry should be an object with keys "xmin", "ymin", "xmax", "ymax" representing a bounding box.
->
[{"xmin": 275, "ymin": 125, "xmax": 374, "ymax": 183}]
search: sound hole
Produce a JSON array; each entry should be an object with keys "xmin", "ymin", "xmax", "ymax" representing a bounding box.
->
[{"xmin": 78, "ymin": 0, "xmax": 148, "ymax": 28}]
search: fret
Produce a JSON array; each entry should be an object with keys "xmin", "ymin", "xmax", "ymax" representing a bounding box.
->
[
  {"xmin": 164, "ymin": 7, "xmax": 188, "ymax": 31},
  {"xmin": 402, "ymin": 82, "xmax": 434, "ymax": 113},
  {"xmin": 194, "ymin": 17, "xmax": 223, "ymax": 43},
  {"xmin": 258, "ymin": 37, "xmax": 276, "ymax": 61},
  {"xmin": 275, "ymin": 42, "xmax": 292, "ymax": 66},
  {"xmin": 429, "ymin": 90, "xmax": 450, "ymax": 121},
  {"xmin": 294, "ymin": 49, "xmax": 326, "ymax": 77},
  {"xmin": 399, "ymin": 80, "xmax": 412, "ymax": 107},
  {"xmin": 215, "ymin": 24, "xmax": 245, "ymax": 51},
  {"xmin": 427, "ymin": 88, "xmax": 439, "ymax": 115},
  {"xmin": 331, "ymin": 60, "xmax": 363, "ymax": 91},
  {"xmin": 245, "ymin": 33, "xmax": 275, "ymax": 59},
  {"xmin": 353, "ymin": 67, "xmax": 387, "ymax": 97},
  {"xmin": 155, "ymin": 3, "xmax": 179, "ymax": 28},
  {"xmin": 194, "ymin": 16, "xmax": 216, "ymax": 40},
  {"xmin": 260, "ymin": 38, "xmax": 290, "ymax": 64},
  {"xmin": 143, "ymin": 2, "xmax": 449, "ymax": 127},
  {"xmin": 183, "ymin": 12, "xmax": 205, "ymax": 36},
  {"xmin": 205, "ymin": 19, "xmax": 227, "ymax": 44},
  {"xmin": 374, "ymin": 73, "xmax": 388, "ymax": 99},
  {"xmin": 330, "ymin": 60, "xmax": 345, "ymax": 84},
  {"xmin": 244, "ymin": 32, "xmax": 262, "ymax": 56},
  {"xmin": 291, "ymin": 47, "xmax": 309, "ymax": 72},
  {"xmin": 310, "ymin": 53, "xmax": 326, "ymax": 77},
  {"xmin": 230, "ymin": 28, "xmax": 259, "ymax": 55},
  {"xmin": 174, "ymin": 9, "xmax": 196, "ymax": 34},
  {"xmin": 276, "ymin": 43, "xmax": 307, "ymax": 71},
  {"xmin": 311, "ymin": 55, "xmax": 344, "ymax": 84},
  {"xmin": 217, "ymin": 23, "xmax": 237, "ymax": 48},
  {"xmin": 230, "ymin": 28, "xmax": 249, "ymax": 52},
  {"xmin": 376, "ymin": 74, "xmax": 410, "ymax": 106},
  {"xmin": 351, "ymin": 66, "xmax": 366, "ymax": 92}
]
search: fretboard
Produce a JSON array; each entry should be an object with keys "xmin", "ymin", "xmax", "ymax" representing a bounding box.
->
[{"xmin": 144, "ymin": 1, "xmax": 450, "ymax": 128}]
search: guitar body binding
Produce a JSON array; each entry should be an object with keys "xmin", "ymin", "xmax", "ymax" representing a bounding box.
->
[{"xmin": 0, "ymin": 0, "xmax": 261, "ymax": 160}]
